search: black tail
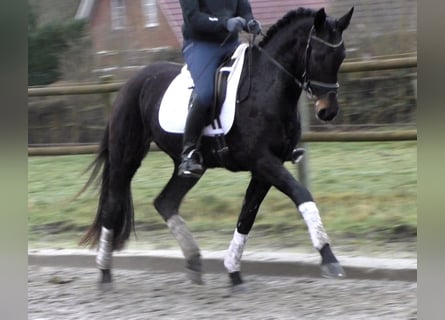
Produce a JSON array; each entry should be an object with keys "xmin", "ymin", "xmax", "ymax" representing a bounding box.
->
[
  {"xmin": 79, "ymin": 123, "xmax": 144, "ymax": 250},
  {"xmin": 74, "ymin": 125, "xmax": 110, "ymax": 201},
  {"xmin": 78, "ymin": 124, "xmax": 118, "ymax": 248},
  {"xmin": 79, "ymin": 72, "xmax": 151, "ymax": 250}
]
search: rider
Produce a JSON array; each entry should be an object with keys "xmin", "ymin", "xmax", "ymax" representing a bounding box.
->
[{"xmin": 178, "ymin": 0, "xmax": 261, "ymax": 178}]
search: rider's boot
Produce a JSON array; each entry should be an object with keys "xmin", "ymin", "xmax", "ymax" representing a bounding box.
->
[{"xmin": 178, "ymin": 99, "xmax": 207, "ymax": 178}]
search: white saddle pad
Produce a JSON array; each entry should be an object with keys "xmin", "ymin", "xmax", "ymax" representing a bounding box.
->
[{"xmin": 159, "ymin": 43, "xmax": 248, "ymax": 136}]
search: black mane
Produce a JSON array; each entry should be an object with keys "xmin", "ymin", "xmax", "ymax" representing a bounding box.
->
[{"xmin": 259, "ymin": 8, "xmax": 316, "ymax": 47}]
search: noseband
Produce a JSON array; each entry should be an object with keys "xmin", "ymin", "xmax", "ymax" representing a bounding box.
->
[{"xmin": 255, "ymin": 25, "xmax": 343, "ymax": 100}]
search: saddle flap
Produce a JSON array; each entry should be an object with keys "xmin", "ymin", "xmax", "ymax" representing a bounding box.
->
[{"xmin": 159, "ymin": 43, "xmax": 249, "ymax": 136}]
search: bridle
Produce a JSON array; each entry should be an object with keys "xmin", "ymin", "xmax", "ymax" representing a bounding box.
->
[{"xmin": 253, "ymin": 25, "xmax": 344, "ymax": 100}]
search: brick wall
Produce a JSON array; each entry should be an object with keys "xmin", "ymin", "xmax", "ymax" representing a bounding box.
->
[{"xmin": 89, "ymin": 0, "xmax": 180, "ymax": 77}]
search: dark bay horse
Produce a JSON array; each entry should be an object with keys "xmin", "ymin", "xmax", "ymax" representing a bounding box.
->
[{"xmin": 79, "ymin": 7, "xmax": 354, "ymax": 289}]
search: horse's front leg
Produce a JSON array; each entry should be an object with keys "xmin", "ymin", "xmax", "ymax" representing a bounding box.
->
[
  {"xmin": 255, "ymin": 156, "xmax": 345, "ymax": 279},
  {"xmin": 224, "ymin": 176, "xmax": 271, "ymax": 290}
]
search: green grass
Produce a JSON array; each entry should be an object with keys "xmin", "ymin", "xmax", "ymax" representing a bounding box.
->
[{"xmin": 28, "ymin": 141, "xmax": 417, "ymax": 248}]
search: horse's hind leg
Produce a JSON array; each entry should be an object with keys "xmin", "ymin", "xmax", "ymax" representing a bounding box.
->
[
  {"xmin": 224, "ymin": 176, "xmax": 271, "ymax": 289},
  {"xmin": 96, "ymin": 148, "xmax": 146, "ymax": 289},
  {"xmin": 92, "ymin": 111, "xmax": 149, "ymax": 289},
  {"xmin": 154, "ymin": 166, "xmax": 204, "ymax": 284}
]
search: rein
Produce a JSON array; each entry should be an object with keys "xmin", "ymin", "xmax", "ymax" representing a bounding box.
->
[{"xmin": 254, "ymin": 26, "xmax": 342, "ymax": 99}]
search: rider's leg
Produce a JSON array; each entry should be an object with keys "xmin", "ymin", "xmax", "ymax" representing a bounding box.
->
[
  {"xmin": 179, "ymin": 97, "xmax": 208, "ymax": 178},
  {"xmin": 178, "ymin": 40, "xmax": 238, "ymax": 178}
]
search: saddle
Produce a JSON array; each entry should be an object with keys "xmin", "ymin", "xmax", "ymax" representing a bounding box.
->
[{"xmin": 159, "ymin": 43, "xmax": 249, "ymax": 164}]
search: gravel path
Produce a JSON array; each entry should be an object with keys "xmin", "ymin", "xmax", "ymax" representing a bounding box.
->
[{"xmin": 28, "ymin": 265, "xmax": 417, "ymax": 320}]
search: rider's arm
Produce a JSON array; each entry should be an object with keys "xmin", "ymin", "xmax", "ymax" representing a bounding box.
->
[{"xmin": 179, "ymin": 0, "xmax": 227, "ymax": 35}]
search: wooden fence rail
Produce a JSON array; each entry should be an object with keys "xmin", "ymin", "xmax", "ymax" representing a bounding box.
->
[
  {"xmin": 28, "ymin": 130, "xmax": 417, "ymax": 156},
  {"xmin": 28, "ymin": 55, "xmax": 417, "ymax": 157},
  {"xmin": 28, "ymin": 57, "xmax": 417, "ymax": 97}
]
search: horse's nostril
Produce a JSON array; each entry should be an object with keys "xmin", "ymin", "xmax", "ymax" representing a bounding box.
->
[
  {"xmin": 317, "ymin": 109, "xmax": 327, "ymax": 119},
  {"xmin": 325, "ymin": 112, "xmax": 337, "ymax": 121},
  {"xmin": 317, "ymin": 108, "xmax": 337, "ymax": 121}
]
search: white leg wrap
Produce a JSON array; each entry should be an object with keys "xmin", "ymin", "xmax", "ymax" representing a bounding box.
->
[
  {"xmin": 298, "ymin": 201, "xmax": 329, "ymax": 250},
  {"xmin": 96, "ymin": 227, "xmax": 113, "ymax": 270},
  {"xmin": 224, "ymin": 229, "xmax": 249, "ymax": 273},
  {"xmin": 167, "ymin": 215, "xmax": 200, "ymax": 261}
]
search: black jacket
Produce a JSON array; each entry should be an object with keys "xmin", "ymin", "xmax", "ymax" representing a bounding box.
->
[{"xmin": 179, "ymin": 0, "xmax": 255, "ymax": 43}]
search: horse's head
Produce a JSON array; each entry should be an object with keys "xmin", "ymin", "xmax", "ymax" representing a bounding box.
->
[{"xmin": 304, "ymin": 7, "xmax": 354, "ymax": 121}]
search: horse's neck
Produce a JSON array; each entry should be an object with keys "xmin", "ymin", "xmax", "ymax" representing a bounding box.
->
[
  {"xmin": 249, "ymin": 46, "xmax": 302, "ymax": 115},
  {"xmin": 260, "ymin": 22, "xmax": 311, "ymax": 80}
]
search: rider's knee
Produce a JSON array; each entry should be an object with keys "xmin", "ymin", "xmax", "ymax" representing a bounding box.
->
[{"xmin": 194, "ymin": 91, "xmax": 213, "ymax": 109}]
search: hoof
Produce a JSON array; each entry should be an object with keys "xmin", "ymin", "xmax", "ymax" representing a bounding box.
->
[
  {"xmin": 98, "ymin": 269, "xmax": 113, "ymax": 291},
  {"xmin": 98, "ymin": 281, "xmax": 113, "ymax": 291},
  {"xmin": 226, "ymin": 273, "xmax": 246, "ymax": 296},
  {"xmin": 320, "ymin": 262, "xmax": 346, "ymax": 279},
  {"xmin": 221, "ymin": 272, "xmax": 246, "ymax": 296},
  {"xmin": 229, "ymin": 271, "xmax": 243, "ymax": 286},
  {"xmin": 186, "ymin": 255, "xmax": 204, "ymax": 285},
  {"xmin": 101, "ymin": 269, "xmax": 112, "ymax": 282},
  {"xmin": 229, "ymin": 283, "xmax": 248, "ymax": 295},
  {"xmin": 186, "ymin": 267, "xmax": 203, "ymax": 285}
]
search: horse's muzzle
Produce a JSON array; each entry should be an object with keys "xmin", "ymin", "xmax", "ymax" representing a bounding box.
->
[{"xmin": 315, "ymin": 91, "xmax": 339, "ymax": 121}]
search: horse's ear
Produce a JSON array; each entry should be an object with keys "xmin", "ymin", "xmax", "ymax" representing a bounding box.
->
[
  {"xmin": 338, "ymin": 7, "xmax": 354, "ymax": 32},
  {"xmin": 314, "ymin": 8, "xmax": 326, "ymax": 31}
]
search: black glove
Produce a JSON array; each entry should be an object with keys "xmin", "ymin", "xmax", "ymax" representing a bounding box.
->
[
  {"xmin": 226, "ymin": 16, "xmax": 246, "ymax": 33},
  {"xmin": 247, "ymin": 19, "xmax": 261, "ymax": 35}
]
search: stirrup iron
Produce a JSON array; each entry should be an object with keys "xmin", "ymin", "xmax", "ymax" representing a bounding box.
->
[{"xmin": 291, "ymin": 147, "xmax": 305, "ymax": 164}]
